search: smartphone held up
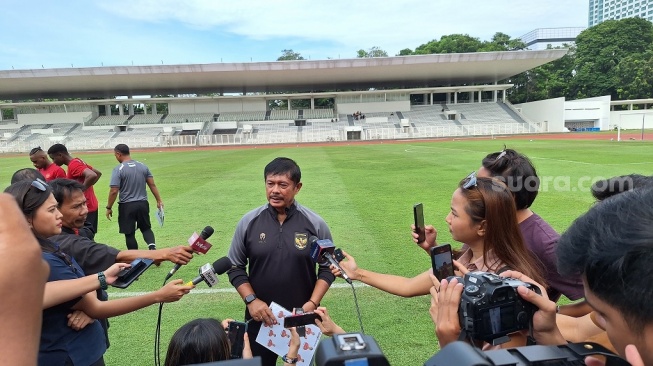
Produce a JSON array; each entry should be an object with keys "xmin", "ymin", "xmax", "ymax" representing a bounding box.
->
[
  {"xmin": 430, "ymin": 244, "xmax": 454, "ymax": 281},
  {"xmin": 413, "ymin": 203, "xmax": 426, "ymax": 243}
]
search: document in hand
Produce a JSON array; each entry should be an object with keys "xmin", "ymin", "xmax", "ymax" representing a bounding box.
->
[{"xmin": 155, "ymin": 207, "xmax": 164, "ymax": 227}]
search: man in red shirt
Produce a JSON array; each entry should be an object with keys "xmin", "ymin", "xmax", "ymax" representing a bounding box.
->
[
  {"xmin": 29, "ymin": 147, "xmax": 66, "ymax": 182},
  {"xmin": 48, "ymin": 144, "xmax": 102, "ymax": 237}
]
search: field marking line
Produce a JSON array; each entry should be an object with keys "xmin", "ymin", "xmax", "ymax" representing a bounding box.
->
[
  {"xmin": 109, "ymin": 282, "xmax": 369, "ymax": 298},
  {"xmin": 403, "ymin": 145, "xmax": 478, "ymax": 153},
  {"xmin": 531, "ymin": 157, "xmax": 653, "ymax": 166},
  {"xmin": 403, "ymin": 146, "xmax": 652, "ymax": 166}
]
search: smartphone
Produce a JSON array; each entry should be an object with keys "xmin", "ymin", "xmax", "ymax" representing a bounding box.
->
[
  {"xmin": 227, "ymin": 321, "xmax": 248, "ymax": 359},
  {"xmin": 293, "ymin": 308, "xmax": 306, "ymax": 337},
  {"xmin": 413, "ymin": 203, "xmax": 426, "ymax": 243},
  {"xmin": 430, "ymin": 244, "xmax": 454, "ymax": 281},
  {"xmin": 283, "ymin": 312, "xmax": 322, "ymax": 328},
  {"xmin": 111, "ymin": 258, "xmax": 155, "ymax": 289},
  {"xmin": 334, "ymin": 248, "xmax": 345, "ymax": 262}
]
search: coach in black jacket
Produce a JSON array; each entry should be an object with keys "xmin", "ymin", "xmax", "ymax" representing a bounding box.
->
[{"xmin": 228, "ymin": 157, "xmax": 335, "ymax": 366}]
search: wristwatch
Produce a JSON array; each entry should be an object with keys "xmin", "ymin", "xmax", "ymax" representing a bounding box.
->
[
  {"xmin": 282, "ymin": 354, "xmax": 298, "ymax": 364},
  {"xmin": 244, "ymin": 294, "xmax": 257, "ymax": 304}
]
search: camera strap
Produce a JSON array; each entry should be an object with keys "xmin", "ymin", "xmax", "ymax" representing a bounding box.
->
[
  {"xmin": 526, "ymin": 318, "xmax": 536, "ymax": 345},
  {"xmin": 457, "ymin": 329, "xmax": 475, "ymax": 345}
]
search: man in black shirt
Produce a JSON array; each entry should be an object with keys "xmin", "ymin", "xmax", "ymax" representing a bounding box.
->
[{"xmin": 227, "ymin": 157, "xmax": 335, "ymax": 365}]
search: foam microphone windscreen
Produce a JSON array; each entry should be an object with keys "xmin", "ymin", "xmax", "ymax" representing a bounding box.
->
[{"xmin": 213, "ymin": 257, "xmax": 233, "ymax": 275}]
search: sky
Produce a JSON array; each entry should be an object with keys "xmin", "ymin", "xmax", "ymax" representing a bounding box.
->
[{"xmin": 0, "ymin": 0, "xmax": 588, "ymax": 71}]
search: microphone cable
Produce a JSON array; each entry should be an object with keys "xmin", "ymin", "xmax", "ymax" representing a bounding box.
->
[
  {"xmin": 154, "ymin": 276, "xmax": 169, "ymax": 366},
  {"xmin": 348, "ymin": 281, "xmax": 365, "ymax": 334}
]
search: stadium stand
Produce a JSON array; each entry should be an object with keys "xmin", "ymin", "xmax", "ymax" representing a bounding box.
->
[
  {"xmin": 163, "ymin": 113, "xmax": 215, "ymax": 124},
  {"xmin": 218, "ymin": 111, "xmax": 266, "ymax": 122},
  {"xmin": 301, "ymin": 108, "xmax": 335, "ymax": 119},
  {"xmin": 128, "ymin": 114, "xmax": 165, "ymax": 125},
  {"xmin": 269, "ymin": 109, "xmax": 299, "ymax": 121},
  {"xmin": 89, "ymin": 115, "xmax": 129, "ymax": 126},
  {"xmin": 0, "ymin": 102, "xmax": 543, "ymax": 152}
]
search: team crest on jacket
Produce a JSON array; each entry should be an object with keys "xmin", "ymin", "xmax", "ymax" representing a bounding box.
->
[
  {"xmin": 294, "ymin": 233, "xmax": 308, "ymax": 250},
  {"xmin": 259, "ymin": 233, "xmax": 266, "ymax": 244}
]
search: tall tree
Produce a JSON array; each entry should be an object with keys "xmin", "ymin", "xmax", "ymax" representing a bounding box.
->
[
  {"xmin": 615, "ymin": 49, "xmax": 653, "ymax": 100},
  {"xmin": 506, "ymin": 45, "xmax": 575, "ymax": 103},
  {"xmin": 357, "ymin": 47, "xmax": 388, "ymax": 58},
  {"xmin": 277, "ymin": 49, "xmax": 305, "ymax": 61},
  {"xmin": 481, "ymin": 32, "xmax": 526, "ymax": 51},
  {"xmin": 571, "ymin": 17, "xmax": 653, "ymax": 99},
  {"xmin": 414, "ymin": 34, "xmax": 483, "ymax": 54},
  {"xmin": 397, "ymin": 48, "xmax": 413, "ymax": 56}
]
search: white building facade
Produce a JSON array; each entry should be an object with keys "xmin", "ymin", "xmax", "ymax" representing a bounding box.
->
[
  {"xmin": 589, "ymin": 0, "xmax": 653, "ymax": 26},
  {"xmin": 519, "ymin": 27, "xmax": 585, "ymax": 50}
]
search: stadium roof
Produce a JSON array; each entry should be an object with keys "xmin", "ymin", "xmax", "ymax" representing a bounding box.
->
[{"xmin": 0, "ymin": 49, "xmax": 567, "ymax": 100}]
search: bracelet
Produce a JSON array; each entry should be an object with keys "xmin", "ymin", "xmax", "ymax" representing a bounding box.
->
[
  {"xmin": 98, "ymin": 272, "xmax": 108, "ymax": 290},
  {"xmin": 556, "ymin": 305, "xmax": 561, "ymax": 313},
  {"xmin": 106, "ymin": 206, "xmax": 112, "ymax": 210},
  {"xmin": 308, "ymin": 299, "xmax": 319, "ymax": 308},
  {"xmin": 282, "ymin": 354, "xmax": 298, "ymax": 364}
]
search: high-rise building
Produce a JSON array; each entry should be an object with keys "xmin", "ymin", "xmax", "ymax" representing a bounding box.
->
[
  {"xmin": 589, "ymin": 0, "xmax": 653, "ymax": 26},
  {"xmin": 519, "ymin": 27, "xmax": 585, "ymax": 50}
]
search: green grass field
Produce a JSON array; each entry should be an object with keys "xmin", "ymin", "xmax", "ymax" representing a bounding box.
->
[{"xmin": 2, "ymin": 137, "xmax": 652, "ymax": 365}]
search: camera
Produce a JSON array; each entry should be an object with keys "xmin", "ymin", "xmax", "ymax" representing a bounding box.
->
[
  {"xmin": 315, "ymin": 333, "xmax": 389, "ymax": 366},
  {"xmin": 448, "ymin": 272, "xmax": 540, "ymax": 344},
  {"xmin": 424, "ymin": 341, "xmax": 630, "ymax": 366}
]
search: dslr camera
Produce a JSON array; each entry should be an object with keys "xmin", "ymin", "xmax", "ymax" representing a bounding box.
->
[{"xmin": 448, "ymin": 272, "xmax": 540, "ymax": 344}]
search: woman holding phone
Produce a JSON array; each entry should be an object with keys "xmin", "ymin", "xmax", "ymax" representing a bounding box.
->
[
  {"xmin": 5, "ymin": 179, "xmax": 193, "ymax": 366},
  {"xmin": 332, "ymin": 174, "xmax": 545, "ymax": 347},
  {"xmin": 334, "ymin": 174, "xmax": 544, "ymax": 295}
]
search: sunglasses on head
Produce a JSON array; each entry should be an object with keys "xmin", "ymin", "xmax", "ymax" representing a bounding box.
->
[
  {"xmin": 20, "ymin": 179, "xmax": 49, "ymax": 213},
  {"xmin": 31, "ymin": 179, "xmax": 48, "ymax": 191},
  {"xmin": 462, "ymin": 171, "xmax": 477, "ymax": 189}
]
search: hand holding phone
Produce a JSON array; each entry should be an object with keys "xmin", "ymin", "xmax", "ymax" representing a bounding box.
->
[
  {"xmin": 110, "ymin": 258, "xmax": 154, "ymax": 289},
  {"xmin": 227, "ymin": 321, "xmax": 248, "ymax": 359},
  {"xmin": 413, "ymin": 203, "xmax": 426, "ymax": 243},
  {"xmin": 430, "ymin": 244, "xmax": 454, "ymax": 281},
  {"xmin": 283, "ymin": 312, "xmax": 322, "ymax": 328}
]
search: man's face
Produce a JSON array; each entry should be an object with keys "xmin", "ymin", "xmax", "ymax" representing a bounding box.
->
[
  {"xmin": 584, "ymin": 280, "xmax": 653, "ymax": 364},
  {"xmin": 48, "ymin": 152, "xmax": 65, "ymax": 166},
  {"xmin": 58, "ymin": 189, "xmax": 88, "ymax": 229},
  {"xmin": 265, "ymin": 173, "xmax": 301, "ymax": 212},
  {"xmin": 30, "ymin": 152, "xmax": 48, "ymax": 169}
]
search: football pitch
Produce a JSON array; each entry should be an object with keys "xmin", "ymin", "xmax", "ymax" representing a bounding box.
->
[{"xmin": 2, "ymin": 137, "xmax": 652, "ymax": 365}]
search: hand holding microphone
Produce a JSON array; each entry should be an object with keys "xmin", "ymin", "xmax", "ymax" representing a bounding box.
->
[
  {"xmin": 329, "ymin": 250, "xmax": 360, "ymax": 282},
  {"xmin": 309, "ymin": 236, "xmax": 352, "ymax": 284},
  {"xmin": 164, "ymin": 226, "xmax": 214, "ymax": 282},
  {"xmin": 153, "ymin": 279, "xmax": 194, "ymax": 303}
]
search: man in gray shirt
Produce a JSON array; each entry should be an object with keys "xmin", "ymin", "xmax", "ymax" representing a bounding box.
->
[{"xmin": 106, "ymin": 144, "xmax": 164, "ymax": 250}]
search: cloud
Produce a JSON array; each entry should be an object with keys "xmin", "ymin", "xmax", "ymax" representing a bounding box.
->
[
  {"xmin": 0, "ymin": 0, "xmax": 588, "ymax": 69},
  {"xmin": 98, "ymin": 0, "xmax": 588, "ymax": 55}
]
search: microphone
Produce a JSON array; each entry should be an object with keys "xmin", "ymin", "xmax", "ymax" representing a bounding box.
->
[
  {"xmin": 309, "ymin": 236, "xmax": 351, "ymax": 284},
  {"xmin": 186, "ymin": 257, "xmax": 232, "ymax": 287},
  {"xmin": 165, "ymin": 226, "xmax": 214, "ymax": 282}
]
